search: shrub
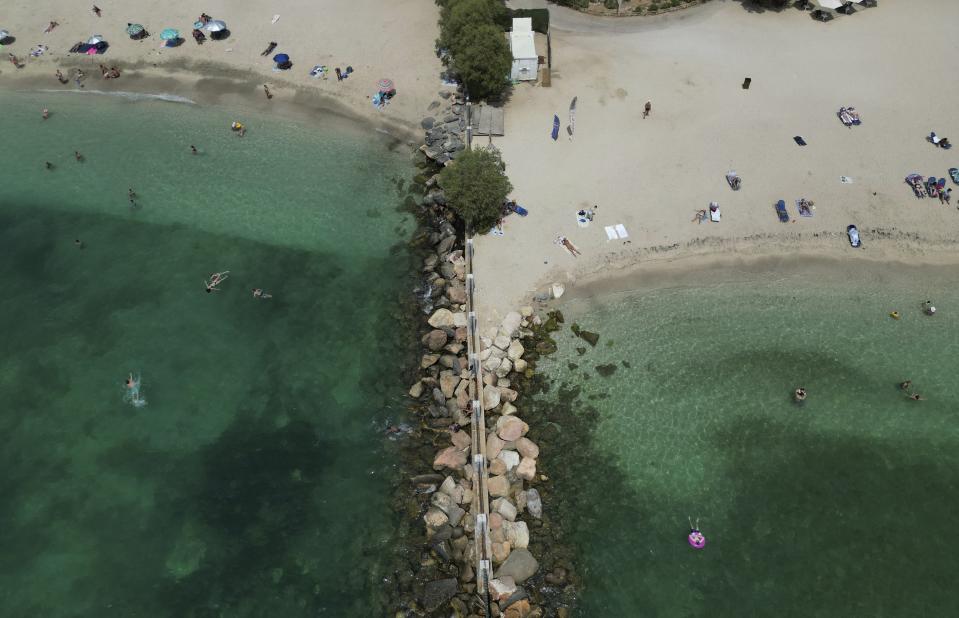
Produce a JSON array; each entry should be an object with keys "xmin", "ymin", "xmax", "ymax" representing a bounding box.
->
[
  {"xmin": 440, "ymin": 149, "xmax": 513, "ymax": 233},
  {"xmin": 670, "ymin": 0, "xmax": 681, "ymax": 6},
  {"xmin": 552, "ymin": 0, "xmax": 589, "ymax": 9},
  {"xmin": 604, "ymin": 0, "xmax": 619, "ymax": 10},
  {"xmin": 438, "ymin": 0, "xmax": 508, "ymax": 55}
]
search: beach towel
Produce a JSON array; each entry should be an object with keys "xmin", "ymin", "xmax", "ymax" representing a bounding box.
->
[
  {"xmin": 796, "ymin": 200, "xmax": 814, "ymax": 217},
  {"xmin": 840, "ymin": 176, "xmax": 853, "ymax": 184},
  {"xmin": 615, "ymin": 224, "xmax": 629, "ymax": 239},
  {"xmin": 271, "ymin": 15, "xmax": 281, "ymax": 25},
  {"xmin": 604, "ymin": 226, "xmax": 618, "ymax": 241}
]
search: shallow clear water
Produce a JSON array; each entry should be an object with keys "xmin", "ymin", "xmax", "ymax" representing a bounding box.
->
[
  {"xmin": 0, "ymin": 91, "xmax": 415, "ymax": 616},
  {"xmin": 537, "ymin": 266, "xmax": 959, "ymax": 616}
]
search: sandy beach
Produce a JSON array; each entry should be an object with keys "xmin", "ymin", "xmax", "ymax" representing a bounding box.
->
[
  {"xmin": 0, "ymin": 0, "xmax": 444, "ymax": 138},
  {"xmin": 474, "ymin": 0, "xmax": 959, "ymax": 325}
]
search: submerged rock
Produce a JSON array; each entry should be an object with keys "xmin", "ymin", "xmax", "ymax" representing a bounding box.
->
[
  {"xmin": 595, "ymin": 363, "xmax": 618, "ymax": 377},
  {"xmin": 571, "ymin": 323, "xmax": 600, "ymax": 347},
  {"xmin": 421, "ymin": 578, "xmax": 458, "ymax": 611}
]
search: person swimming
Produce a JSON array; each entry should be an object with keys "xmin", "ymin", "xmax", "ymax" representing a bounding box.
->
[
  {"xmin": 252, "ymin": 288, "xmax": 272, "ymax": 299},
  {"xmin": 123, "ymin": 372, "xmax": 147, "ymax": 407},
  {"xmin": 794, "ymin": 387, "xmax": 807, "ymax": 403},
  {"xmin": 899, "ymin": 380, "xmax": 912, "ymax": 391}
]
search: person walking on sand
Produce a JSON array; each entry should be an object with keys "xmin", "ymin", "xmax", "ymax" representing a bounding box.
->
[
  {"xmin": 92, "ymin": 5, "xmax": 101, "ymax": 17},
  {"xmin": 263, "ymin": 84, "xmax": 273, "ymax": 100},
  {"xmin": 643, "ymin": 101, "xmax": 652, "ymax": 119}
]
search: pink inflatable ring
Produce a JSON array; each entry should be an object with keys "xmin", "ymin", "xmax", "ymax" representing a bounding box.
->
[{"xmin": 688, "ymin": 530, "xmax": 706, "ymax": 549}]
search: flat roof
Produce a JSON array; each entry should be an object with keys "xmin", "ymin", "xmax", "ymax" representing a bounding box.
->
[{"xmin": 510, "ymin": 31, "xmax": 536, "ymax": 60}]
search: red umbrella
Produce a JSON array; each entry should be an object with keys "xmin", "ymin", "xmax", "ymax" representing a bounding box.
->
[{"xmin": 377, "ymin": 78, "xmax": 394, "ymax": 93}]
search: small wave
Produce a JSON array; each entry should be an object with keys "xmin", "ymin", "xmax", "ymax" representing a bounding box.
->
[{"xmin": 34, "ymin": 89, "xmax": 196, "ymax": 104}]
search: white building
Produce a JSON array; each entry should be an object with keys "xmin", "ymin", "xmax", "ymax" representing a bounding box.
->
[{"xmin": 509, "ymin": 18, "xmax": 537, "ymax": 82}]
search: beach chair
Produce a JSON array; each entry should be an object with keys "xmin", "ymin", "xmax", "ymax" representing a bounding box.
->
[{"xmin": 775, "ymin": 200, "xmax": 789, "ymax": 223}]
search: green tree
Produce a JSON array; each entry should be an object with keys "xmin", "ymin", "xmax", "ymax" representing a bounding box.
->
[
  {"xmin": 452, "ymin": 23, "xmax": 512, "ymax": 100},
  {"xmin": 440, "ymin": 149, "xmax": 513, "ymax": 233},
  {"xmin": 438, "ymin": 0, "xmax": 508, "ymax": 53}
]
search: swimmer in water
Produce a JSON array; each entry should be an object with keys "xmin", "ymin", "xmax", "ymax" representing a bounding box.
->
[
  {"xmin": 123, "ymin": 372, "xmax": 147, "ymax": 407},
  {"xmin": 910, "ymin": 393, "xmax": 924, "ymax": 401},
  {"xmin": 204, "ymin": 271, "xmax": 230, "ymax": 293},
  {"xmin": 74, "ymin": 239, "xmax": 84, "ymax": 249},
  {"xmin": 252, "ymin": 288, "xmax": 272, "ymax": 299},
  {"xmin": 899, "ymin": 380, "xmax": 912, "ymax": 391},
  {"xmin": 794, "ymin": 387, "xmax": 807, "ymax": 403}
]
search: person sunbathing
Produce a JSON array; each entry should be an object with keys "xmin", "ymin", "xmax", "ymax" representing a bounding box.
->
[
  {"xmin": 261, "ymin": 41, "xmax": 277, "ymax": 57},
  {"xmin": 44, "ymin": 21, "xmax": 60, "ymax": 34}
]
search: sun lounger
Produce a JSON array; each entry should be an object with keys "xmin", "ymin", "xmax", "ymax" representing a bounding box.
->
[
  {"xmin": 775, "ymin": 200, "xmax": 789, "ymax": 222},
  {"xmin": 726, "ymin": 171, "xmax": 741, "ymax": 190},
  {"xmin": 796, "ymin": 199, "xmax": 814, "ymax": 217},
  {"xmin": 605, "ymin": 226, "xmax": 618, "ymax": 241},
  {"xmin": 615, "ymin": 224, "xmax": 628, "ymax": 238}
]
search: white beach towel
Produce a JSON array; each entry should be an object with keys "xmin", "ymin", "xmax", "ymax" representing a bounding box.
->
[
  {"xmin": 614, "ymin": 224, "xmax": 628, "ymax": 239},
  {"xmin": 272, "ymin": 15, "xmax": 281, "ymax": 25},
  {"xmin": 605, "ymin": 226, "xmax": 618, "ymax": 241},
  {"xmin": 840, "ymin": 176, "xmax": 854, "ymax": 184}
]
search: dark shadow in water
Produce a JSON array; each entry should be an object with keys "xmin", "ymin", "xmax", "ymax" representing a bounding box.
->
[{"xmin": 532, "ymin": 377, "xmax": 959, "ymax": 617}]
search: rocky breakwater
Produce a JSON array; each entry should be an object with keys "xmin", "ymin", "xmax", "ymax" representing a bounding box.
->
[
  {"xmin": 410, "ymin": 295, "xmax": 550, "ymax": 618},
  {"xmin": 419, "ymin": 90, "xmax": 467, "ymax": 167}
]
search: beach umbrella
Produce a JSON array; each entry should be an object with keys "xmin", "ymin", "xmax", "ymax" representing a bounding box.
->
[
  {"xmin": 204, "ymin": 20, "xmax": 226, "ymax": 32},
  {"xmin": 126, "ymin": 24, "xmax": 144, "ymax": 36},
  {"xmin": 87, "ymin": 34, "xmax": 105, "ymax": 45},
  {"xmin": 0, "ymin": 29, "xmax": 9, "ymax": 41},
  {"xmin": 160, "ymin": 28, "xmax": 179, "ymax": 41},
  {"xmin": 273, "ymin": 53, "xmax": 290, "ymax": 64},
  {"xmin": 815, "ymin": 0, "xmax": 844, "ymax": 9},
  {"xmin": 377, "ymin": 78, "xmax": 394, "ymax": 93}
]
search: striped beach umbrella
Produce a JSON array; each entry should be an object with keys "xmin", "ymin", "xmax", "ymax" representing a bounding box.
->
[
  {"xmin": 160, "ymin": 28, "xmax": 180, "ymax": 41},
  {"xmin": 126, "ymin": 23, "xmax": 144, "ymax": 36},
  {"xmin": 377, "ymin": 78, "xmax": 394, "ymax": 93}
]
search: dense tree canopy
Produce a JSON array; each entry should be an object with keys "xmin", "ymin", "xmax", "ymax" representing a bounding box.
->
[
  {"xmin": 451, "ymin": 23, "xmax": 512, "ymax": 100},
  {"xmin": 437, "ymin": 0, "xmax": 509, "ymax": 54},
  {"xmin": 439, "ymin": 149, "xmax": 513, "ymax": 233}
]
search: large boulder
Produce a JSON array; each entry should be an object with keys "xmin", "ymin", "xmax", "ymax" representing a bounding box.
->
[
  {"xmin": 507, "ymin": 339, "xmax": 525, "ymax": 361},
  {"xmin": 424, "ymin": 507, "xmax": 449, "ymax": 529},
  {"xmin": 436, "ymin": 234, "xmax": 456, "ymax": 255},
  {"xmin": 483, "ymin": 384, "xmax": 501, "ymax": 410},
  {"xmin": 493, "ymin": 335, "xmax": 512, "ymax": 351},
  {"xmin": 488, "ymin": 475, "xmax": 510, "ymax": 497},
  {"xmin": 421, "ymin": 578, "xmax": 458, "ymax": 612},
  {"xmin": 486, "ymin": 433, "xmax": 505, "ymax": 460},
  {"xmin": 515, "ymin": 437, "xmax": 539, "ymax": 459},
  {"xmin": 447, "ymin": 283, "xmax": 467, "ymax": 304},
  {"xmin": 526, "ymin": 489, "xmax": 542, "ymax": 519},
  {"xmin": 495, "ymin": 548, "xmax": 539, "ymax": 584},
  {"xmin": 516, "ymin": 457, "xmax": 536, "ymax": 481},
  {"xmin": 503, "ymin": 520, "xmax": 529, "ymax": 549},
  {"xmin": 451, "ymin": 430, "xmax": 471, "ymax": 450},
  {"xmin": 428, "ymin": 308, "xmax": 455, "ymax": 328},
  {"xmin": 433, "ymin": 446, "xmax": 467, "ymax": 471},
  {"xmin": 495, "ymin": 358, "xmax": 513, "ymax": 378},
  {"xmin": 493, "ymin": 497, "xmax": 517, "ymax": 522},
  {"xmin": 424, "ymin": 329, "xmax": 448, "ymax": 352},
  {"xmin": 497, "ymin": 416, "xmax": 528, "ymax": 442},
  {"xmin": 489, "ymin": 576, "xmax": 517, "ymax": 602},
  {"xmin": 439, "ymin": 372, "xmax": 460, "ymax": 399},
  {"xmin": 497, "ymin": 449, "xmax": 520, "ymax": 472}
]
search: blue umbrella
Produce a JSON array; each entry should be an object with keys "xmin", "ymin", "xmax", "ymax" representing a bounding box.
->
[
  {"xmin": 273, "ymin": 53, "xmax": 290, "ymax": 64},
  {"xmin": 160, "ymin": 28, "xmax": 179, "ymax": 41},
  {"xmin": 551, "ymin": 115, "xmax": 560, "ymax": 141}
]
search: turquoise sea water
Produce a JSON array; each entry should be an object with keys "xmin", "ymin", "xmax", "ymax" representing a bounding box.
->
[
  {"xmin": 535, "ymin": 265, "xmax": 959, "ymax": 616},
  {"xmin": 0, "ymin": 91, "xmax": 415, "ymax": 616}
]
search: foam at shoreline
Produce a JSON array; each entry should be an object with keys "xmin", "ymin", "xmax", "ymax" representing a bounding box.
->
[{"xmin": 34, "ymin": 88, "xmax": 197, "ymax": 104}]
